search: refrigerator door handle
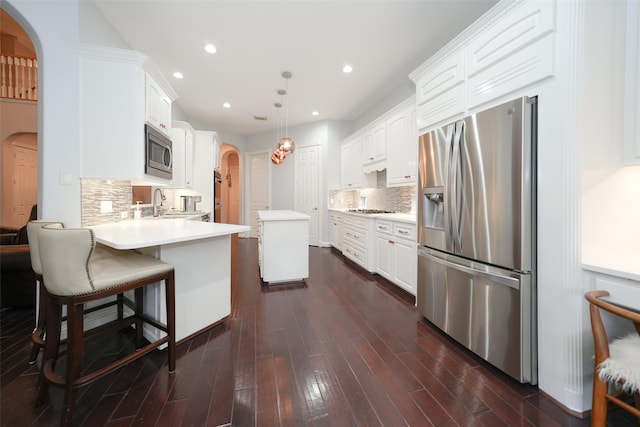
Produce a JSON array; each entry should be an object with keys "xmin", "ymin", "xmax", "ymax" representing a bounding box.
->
[
  {"xmin": 418, "ymin": 248, "xmax": 520, "ymax": 290},
  {"xmin": 445, "ymin": 124, "xmax": 457, "ymax": 248},
  {"xmin": 450, "ymin": 120, "xmax": 465, "ymax": 251}
]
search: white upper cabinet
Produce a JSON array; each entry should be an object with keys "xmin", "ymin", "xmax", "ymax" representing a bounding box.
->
[
  {"xmin": 415, "ymin": 50, "xmax": 466, "ymax": 130},
  {"xmin": 410, "ymin": 1, "xmax": 556, "ymax": 132},
  {"xmin": 341, "ymin": 136, "xmax": 363, "ymax": 188},
  {"xmin": 362, "ymin": 121, "xmax": 387, "ymax": 167},
  {"xmin": 77, "ymin": 44, "xmax": 176, "ymax": 183},
  {"xmin": 465, "ymin": 0, "xmax": 554, "ymax": 109},
  {"xmin": 342, "ymin": 96, "xmax": 416, "ymax": 188},
  {"xmin": 170, "ymin": 122, "xmax": 195, "ymax": 188},
  {"xmin": 213, "ymin": 136, "xmax": 221, "ymax": 171},
  {"xmin": 386, "ymin": 104, "xmax": 417, "ymax": 186},
  {"xmin": 145, "ymin": 74, "xmax": 172, "ymax": 137}
]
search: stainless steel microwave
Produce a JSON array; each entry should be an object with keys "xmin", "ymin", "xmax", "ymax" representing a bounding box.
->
[{"xmin": 145, "ymin": 123, "xmax": 172, "ymax": 179}]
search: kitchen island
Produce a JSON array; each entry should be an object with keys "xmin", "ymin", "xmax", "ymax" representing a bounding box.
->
[
  {"xmin": 91, "ymin": 218, "xmax": 250, "ymax": 343},
  {"xmin": 258, "ymin": 210, "xmax": 310, "ymax": 284}
]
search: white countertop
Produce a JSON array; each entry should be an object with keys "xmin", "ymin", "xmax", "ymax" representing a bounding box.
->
[
  {"xmin": 91, "ymin": 219, "xmax": 250, "ymax": 250},
  {"xmin": 258, "ymin": 210, "xmax": 311, "ymax": 221},
  {"xmin": 329, "ymin": 208, "xmax": 417, "ymax": 224},
  {"xmin": 582, "ymin": 246, "xmax": 640, "ymax": 282},
  {"xmin": 373, "ymin": 213, "xmax": 417, "ymax": 224}
]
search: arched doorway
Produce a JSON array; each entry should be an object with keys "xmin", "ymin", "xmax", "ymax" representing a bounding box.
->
[
  {"xmin": 0, "ymin": 9, "xmax": 38, "ymax": 228},
  {"xmin": 220, "ymin": 145, "xmax": 240, "ymax": 224}
]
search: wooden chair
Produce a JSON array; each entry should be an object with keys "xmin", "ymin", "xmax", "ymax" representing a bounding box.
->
[
  {"xmin": 37, "ymin": 224, "xmax": 176, "ymax": 426},
  {"xmin": 585, "ymin": 290, "xmax": 640, "ymax": 427}
]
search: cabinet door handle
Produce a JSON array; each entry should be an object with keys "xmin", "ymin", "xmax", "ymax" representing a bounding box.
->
[{"xmin": 389, "ymin": 240, "xmax": 395, "ymax": 244}]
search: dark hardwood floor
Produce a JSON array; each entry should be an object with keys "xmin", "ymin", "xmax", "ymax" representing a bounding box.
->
[{"xmin": 1, "ymin": 237, "xmax": 635, "ymax": 426}]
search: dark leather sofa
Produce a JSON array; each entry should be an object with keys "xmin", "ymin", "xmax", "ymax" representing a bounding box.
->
[{"xmin": 1, "ymin": 206, "xmax": 37, "ymax": 308}]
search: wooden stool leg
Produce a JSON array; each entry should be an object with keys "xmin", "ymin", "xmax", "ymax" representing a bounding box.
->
[
  {"xmin": 135, "ymin": 287, "xmax": 144, "ymax": 347},
  {"xmin": 28, "ymin": 280, "xmax": 47, "ymax": 364},
  {"xmin": 60, "ymin": 300, "xmax": 84, "ymax": 427},
  {"xmin": 166, "ymin": 271, "xmax": 176, "ymax": 373},
  {"xmin": 36, "ymin": 294, "xmax": 61, "ymax": 405},
  {"xmin": 117, "ymin": 292, "xmax": 124, "ymax": 320}
]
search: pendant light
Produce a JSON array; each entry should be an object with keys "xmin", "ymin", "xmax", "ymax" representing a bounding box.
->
[{"xmin": 271, "ymin": 71, "xmax": 295, "ymax": 165}]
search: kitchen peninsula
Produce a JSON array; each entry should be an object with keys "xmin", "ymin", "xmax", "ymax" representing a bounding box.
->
[{"xmin": 91, "ymin": 218, "xmax": 250, "ymax": 343}]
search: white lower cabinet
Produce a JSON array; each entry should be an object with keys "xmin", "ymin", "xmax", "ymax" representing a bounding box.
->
[
  {"xmin": 329, "ymin": 211, "xmax": 343, "ymax": 251},
  {"xmin": 375, "ymin": 219, "xmax": 417, "ymax": 295},
  {"xmin": 342, "ymin": 213, "xmax": 376, "ymax": 272}
]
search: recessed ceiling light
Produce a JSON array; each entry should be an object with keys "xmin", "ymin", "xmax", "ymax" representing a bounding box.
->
[
  {"xmin": 223, "ymin": 102, "xmax": 231, "ymax": 108},
  {"xmin": 173, "ymin": 71, "xmax": 184, "ymax": 79},
  {"xmin": 343, "ymin": 65, "xmax": 353, "ymax": 73},
  {"xmin": 312, "ymin": 111, "xmax": 319, "ymax": 116},
  {"xmin": 204, "ymin": 44, "xmax": 217, "ymax": 54}
]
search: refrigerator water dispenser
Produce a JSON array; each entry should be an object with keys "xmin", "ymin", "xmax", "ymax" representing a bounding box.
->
[{"xmin": 422, "ymin": 187, "xmax": 444, "ymax": 229}]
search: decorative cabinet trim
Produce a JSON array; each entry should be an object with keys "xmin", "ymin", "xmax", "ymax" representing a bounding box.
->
[
  {"xmin": 466, "ymin": 0, "xmax": 555, "ymax": 77},
  {"xmin": 416, "ymin": 83, "xmax": 465, "ymax": 130},
  {"xmin": 467, "ymin": 34, "xmax": 554, "ymax": 109},
  {"xmin": 416, "ymin": 50, "xmax": 465, "ymax": 105},
  {"xmin": 412, "ymin": 0, "xmax": 556, "ymax": 133}
]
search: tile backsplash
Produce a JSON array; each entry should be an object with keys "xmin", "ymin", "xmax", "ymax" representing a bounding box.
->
[
  {"xmin": 82, "ymin": 176, "xmax": 416, "ymax": 227},
  {"xmin": 329, "ymin": 184, "xmax": 416, "ymax": 213},
  {"xmin": 81, "ymin": 179, "xmax": 134, "ymax": 226},
  {"xmin": 81, "ymin": 180, "xmax": 204, "ymax": 226}
]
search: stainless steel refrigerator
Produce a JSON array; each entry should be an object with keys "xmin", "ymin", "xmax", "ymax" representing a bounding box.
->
[{"xmin": 417, "ymin": 96, "xmax": 537, "ymax": 384}]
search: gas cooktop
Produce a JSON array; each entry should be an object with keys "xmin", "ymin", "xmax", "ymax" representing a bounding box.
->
[{"xmin": 347, "ymin": 209, "xmax": 396, "ymax": 214}]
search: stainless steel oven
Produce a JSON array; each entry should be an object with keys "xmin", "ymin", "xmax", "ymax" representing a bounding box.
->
[{"xmin": 145, "ymin": 123, "xmax": 172, "ymax": 179}]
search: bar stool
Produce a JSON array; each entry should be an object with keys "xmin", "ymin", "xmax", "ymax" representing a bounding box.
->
[
  {"xmin": 26, "ymin": 220, "xmax": 63, "ymax": 364},
  {"xmin": 37, "ymin": 224, "xmax": 176, "ymax": 426},
  {"xmin": 585, "ymin": 290, "xmax": 640, "ymax": 426}
]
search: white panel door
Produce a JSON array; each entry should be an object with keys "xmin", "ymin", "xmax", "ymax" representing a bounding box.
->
[
  {"xmin": 11, "ymin": 145, "xmax": 37, "ymax": 227},
  {"xmin": 294, "ymin": 145, "xmax": 320, "ymax": 246},
  {"xmin": 248, "ymin": 152, "xmax": 270, "ymax": 238}
]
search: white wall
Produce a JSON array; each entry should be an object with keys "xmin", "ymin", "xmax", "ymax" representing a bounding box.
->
[
  {"xmin": 326, "ymin": 120, "xmax": 353, "ymax": 191},
  {"xmin": 77, "ymin": 0, "xmax": 130, "ymax": 48},
  {"xmin": 536, "ymin": 0, "xmax": 640, "ymax": 413},
  {"xmin": 246, "ymin": 120, "xmax": 328, "ymax": 210},
  {"xmin": 5, "ymin": 0, "xmax": 83, "ymax": 226},
  {"xmin": 352, "ymin": 80, "xmax": 415, "ymax": 131},
  {"xmin": 581, "ymin": 0, "xmax": 640, "ymax": 260}
]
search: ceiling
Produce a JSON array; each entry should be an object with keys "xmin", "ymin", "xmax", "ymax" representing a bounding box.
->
[{"xmin": 91, "ymin": 1, "xmax": 497, "ymax": 136}]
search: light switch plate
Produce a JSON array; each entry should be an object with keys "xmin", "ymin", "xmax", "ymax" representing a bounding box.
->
[{"xmin": 59, "ymin": 170, "xmax": 73, "ymax": 185}]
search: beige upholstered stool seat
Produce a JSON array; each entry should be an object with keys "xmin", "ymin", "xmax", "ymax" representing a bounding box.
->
[
  {"xmin": 43, "ymin": 243, "xmax": 173, "ymax": 296},
  {"xmin": 26, "ymin": 220, "xmax": 64, "ymax": 364},
  {"xmin": 37, "ymin": 224, "xmax": 175, "ymax": 427}
]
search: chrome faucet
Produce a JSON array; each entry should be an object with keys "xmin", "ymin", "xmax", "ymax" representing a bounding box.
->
[{"xmin": 153, "ymin": 188, "xmax": 166, "ymax": 217}]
